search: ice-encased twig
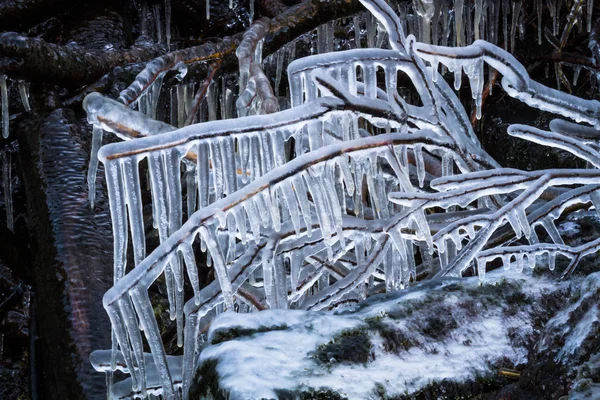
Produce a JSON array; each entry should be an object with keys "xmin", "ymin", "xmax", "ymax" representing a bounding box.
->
[
  {"xmin": 236, "ymin": 17, "xmax": 270, "ymax": 93},
  {"xmin": 414, "ymin": 40, "xmax": 600, "ymax": 127}
]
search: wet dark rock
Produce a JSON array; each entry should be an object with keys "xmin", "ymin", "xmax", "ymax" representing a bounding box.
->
[{"xmin": 17, "ymin": 108, "xmax": 113, "ymax": 399}]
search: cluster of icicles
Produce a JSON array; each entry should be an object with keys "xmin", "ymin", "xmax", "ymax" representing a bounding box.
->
[{"xmin": 83, "ymin": 0, "xmax": 600, "ymax": 398}]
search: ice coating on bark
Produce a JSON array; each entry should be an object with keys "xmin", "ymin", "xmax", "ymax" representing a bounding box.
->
[{"xmin": 236, "ymin": 18, "xmax": 270, "ymax": 93}]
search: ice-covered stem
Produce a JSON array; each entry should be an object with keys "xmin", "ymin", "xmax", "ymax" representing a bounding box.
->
[
  {"xmin": 83, "ymin": 93, "xmax": 174, "ymax": 140},
  {"xmin": 487, "ymin": 185, "xmax": 599, "ymax": 249},
  {"xmin": 250, "ymin": 63, "xmax": 278, "ymax": 114},
  {"xmin": 185, "ymin": 61, "xmax": 221, "ymax": 126},
  {"xmin": 118, "ymin": 37, "xmax": 237, "ymax": 105},
  {"xmin": 83, "ymin": 92, "xmax": 202, "ymax": 166},
  {"xmin": 476, "ymin": 236, "xmax": 600, "ymax": 279},
  {"xmin": 414, "ymin": 40, "xmax": 600, "ymax": 127},
  {"xmin": 236, "ymin": 18, "xmax": 271, "ymax": 92},
  {"xmin": 98, "ymin": 93, "xmax": 408, "ymax": 162},
  {"xmin": 508, "ymin": 124, "xmax": 600, "ymax": 168},
  {"xmin": 357, "ymin": 0, "xmax": 406, "ymax": 53},
  {"xmin": 0, "ymin": 32, "xmax": 164, "ymax": 89}
]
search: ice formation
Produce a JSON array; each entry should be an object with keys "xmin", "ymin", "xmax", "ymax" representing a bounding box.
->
[{"xmin": 83, "ymin": 0, "xmax": 600, "ymax": 398}]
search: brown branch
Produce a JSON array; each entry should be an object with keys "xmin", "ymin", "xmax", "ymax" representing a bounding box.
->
[
  {"xmin": 537, "ymin": 52, "xmax": 598, "ymax": 70},
  {"xmin": 120, "ymin": 0, "xmax": 364, "ymax": 105},
  {"xmin": 184, "ymin": 60, "xmax": 222, "ymax": 126},
  {"xmin": 0, "ymin": 32, "xmax": 165, "ymax": 88}
]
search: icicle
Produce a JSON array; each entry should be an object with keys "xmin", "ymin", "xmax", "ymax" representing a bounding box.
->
[
  {"xmin": 186, "ymin": 167, "xmax": 197, "ymax": 217},
  {"xmin": 548, "ymin": 253, "xmax": 556, "ymax": 270},
  {"xmin": 244, "ymin": 200, "xmax": 261, "ymax": 242},
  {"xmin": 200, "ymin": 226, "xmax": 234, "ymax": 309},
  {"xmin": 510, "ymin": 0, "xmax": 523, "ymax": 54},
  {"xmin": 121, "ymin": 156, "xmax": 146, "ymax": 268},
  {"xmin": 207, "ymin": 81, "xmax": 218, "ymax": 121},
  {"xmin": 516, "ymin": 254, "xmax": 524, "ymax": 272},
  {"xmin": 226, "ymin": 213, "xmax": 237, "ymax": 264},
  {"xmin": 274, "ymin": 49, "xmax": 284, "ymax": 97},
  {"xmin": 588, "ymin": 0, "xmax": 595, "ymax": 32},
  {"xmin": 269, "ymin": 188, "xmax": 281, "ymax": 233},
  {"xmin": 232, "ymin": 207, "xmax": 247, "ymax": 245},
  {"xmin": 527, "ymin": 253, "xmax": 536, "ymax": 269},
  {"xmin": 18, "ymin": 81, "xmax": 31, "ymax": 112},
  {"xmin": 414, "ymin": 145, "xmax": 425, "ymax": 187},
  {"xmin": 502, "ymin": 255, "xmax": 511, "ymax": 270},
  {"xmin": 540, "ymin": 217, "xmax": 564, "ymax": 245},
  {"xmin": 1, "ymin": 150, "xmax": 13, "ymax": 232},
  {"xmin": 1, "ymin": 75, "xmax": 8, "ymax": 139},
  {"xmin": 221, "ymin": 137, "xmax": 237, "ymax": 195},
  {"xmin": 353, "ymin": 15, "xmax": 362, "ymax": 48},
  {"xmin": 105, "ymin": 163, "xmax": 130, "ymax": 285},
  {"xmin": 206, "ymin": 0, "xmax": 210, "ymax": 20},
  {"xmin": 154, "ymin": 4, "xmax": 163, "ymax": 43},
  {"xmin": 180, "ymin": 243, "xmax": 201, "ymax": 303},
  {"xmin": 280, "ymin": 181, "xmax": 302, "ymax": 235},
  {"xmin": 573, "ymin": 66, "xmax": 582, "ymax": 86},
  {"xmin": 474, "ymin": 0, "xmax": 483, "ymax": 40},
  {"xmin": 304, "ymin": 172, "xmax": 334, "ymax": 256},
  {"xmin": 477, "ymin": 258, "xmax": 486, "ymax": 280},
  {"xmin": 293, "ymin": 176, "xmax": 313, "ymax": 237},
  {"xmin": 165, "ymin": 0, "xmax": 171, "ymax": 49},
  {"xmin": 502, "ymin": 0, "xmax": 510, "ymax": 50},
  {"xmin": 87, "ymin": 125, "xmax": 103, "ymax": 209},
  {"xmin": 453, "ymin": 64, "xmax": 462, "ymax": 90},
  {"xmin": 455, "ymin": 0, "xmax": 465, "ymax": 46},
  {"xmin": 322, "ymin": 164, "xmax": 345, "ymax": 248},
  {"xmin": 197, "ymin": 142, "xmax": 210, "ymax": 211}
]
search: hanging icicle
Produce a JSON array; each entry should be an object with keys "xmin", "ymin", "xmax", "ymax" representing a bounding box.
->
[
  {"xmin": 88, "ymin": 125, "xmax": 104, "ymax": 209},
  {"xmin": 1, "ymin": 150, "xmax": 13, "ymax": 232},
  {"xmin": 0, "ymin": 75, "xmax": 8, "ymax": 139}
]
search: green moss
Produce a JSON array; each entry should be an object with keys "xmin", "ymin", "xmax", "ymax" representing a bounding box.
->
[
  {"xmin": 418, "ymin": 305, "xmax": 458, "ymax": 340},
  {"xmin": 188, "ymin": 358, "xmax": 228, "ymax": 400},
  {"xmin": 365, "ymin": 317, "xmax": 418, "ymax": 354},
  {"xmin": 210, "ymin": 324, "xmax": 288, "ymax": 345},
  {"xmin": 314, "ymin": 327, "xmax": 372, "ymax": 365}
]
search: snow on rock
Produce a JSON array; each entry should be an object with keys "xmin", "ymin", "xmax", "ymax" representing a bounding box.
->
[
  {"xmin": 190, "ymin": 269, "xmax": 563, "ymax": 399},
  {"xmin": 534, "ymin": 271, "xmax": 600, "ymax": 400}
]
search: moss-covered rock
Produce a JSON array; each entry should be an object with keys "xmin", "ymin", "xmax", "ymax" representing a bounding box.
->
[{"xmin": 314, "ymin": 327, "xmax": 372, "ymax": 365}]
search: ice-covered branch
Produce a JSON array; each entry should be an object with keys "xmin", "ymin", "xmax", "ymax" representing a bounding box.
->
[{"xmin": 414, "ymin": 40, "xmax": 600, "ymax": 127}]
